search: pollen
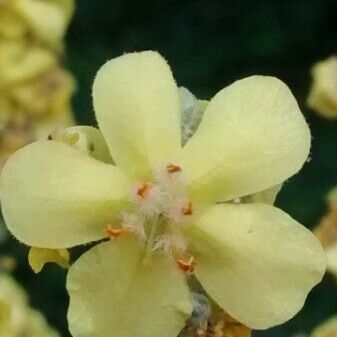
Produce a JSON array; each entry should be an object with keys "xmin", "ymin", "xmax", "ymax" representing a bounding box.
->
[
  {"xmin": 137, "ymin": 183, "xmax": 150, "ymax": 198},
  {"xmin": 177, "ymin": 255, "xmax": 196, "ymax": 274},
  {"xmin": 182, "ymin": 200, "xmax": 193, "ymax": 216},
  {"xmin": 166, "ymin": 163, "xmax": 182, "ymax": 174}
]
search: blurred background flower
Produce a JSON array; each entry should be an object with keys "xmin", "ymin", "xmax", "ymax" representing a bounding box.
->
[
  {"xmin": 314, "ymin": 188, "xmax": 337, "ymax": 300},
  {"xmin": 311, "ymin": 316, "xmax": 337, "ymax": 337},
  {"xmin": 308, "ymin": 56, "xmax": 337, "ymax": 120},
  {"xmin": 0, "ymin": 274, "xmax": 60, "ymax": 337},
  {"xmin": 0, "ymin": 0, "xmax": 75, "ymax": 335},
  {"xmin": 0, "ymin": 0, "xmax": 75, "ymax": 170}
]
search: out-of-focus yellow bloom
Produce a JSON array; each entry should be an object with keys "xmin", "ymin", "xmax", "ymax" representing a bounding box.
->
[
  {"xmin": 308, "ymin": 56, "xmax": 337, "ymax": 119},
  {"xmin": 0, "ymin": 255, "xmax": 16, "ymax": 272},
  {"xmin": 0, "ymin": 0, "xmax": 75, "ymax": 170},
  {"xmin": 311, "ymin": 316, "xmax": 337, "ymax": 337},
  {"xmin": 0, "ymin": 274, "xmax": 60, "ymax": 337},
  {"xmin": 0, "ymin": 51, "xmax": 326, "ymax": 337},
  {"xmin": 314, "ymin": 187, "xmax": 337, "ymax": 277}
]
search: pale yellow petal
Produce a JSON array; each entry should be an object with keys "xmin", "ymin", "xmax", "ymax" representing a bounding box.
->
[
  {"xmin": 328, "ymin": 186, "xmax": 337, "ymax": 205},
  {"xmin": 66, "ymin": 126, "xmax": 113, "ymax": 164},
  {"xmin": 0, "ymin": 40, "xmax": 56, "ymax": 86},
  {"xmin": 0, "ymin": 6, "xmax": 27, "ymax": 39},
  {"xmin": 12, "ymin": 0, "xmax": 73, "ymax": 47},
  {"xmin": 182, "ymin": 76, "xmax": 311, "ymax": 204},
  {"xmin": 28, "ymin": 247, "xmax": 70, "ymax": 273},
  {"xmin": 187, "ymin": 203, "xmax": 326, "ymax": 329},
  {"xmin": 307, "ymin": 56, "xmax": 337, "ymax": 119},
  {"xmin": 67, "ymin": 240, "xmax": 192, "ymax": 337},
  {"xmin": 0, "ymin": 275, "xmax": 60, "ymax": 337},
  {"xmin": 93, "ymin": 51, "xmax": 181, "ymax": 179},
  {"xmin": 10, "ymin": 67, "xmax": 75, "ymax": 117},
  {"xmin": 0, "ymin": 141, "xmax": 130, "ymax": 249},
  {"xmin": 326, "ymin": 244, "xmax": 337, "ymax": 277},
  {"xmin": 241, "ymin": 184, "xmax": 282, "ymax": 205},
  {"xmin": 53, "ymin": 0, "xmax": 75, "ymax": 22},
  {"xmin": 311, "ymin": 316, "xmax": 337, "ymax": 337},
  {"xmin": 0, "ymin": 275, "xmax": 27, "ymax": 337}
]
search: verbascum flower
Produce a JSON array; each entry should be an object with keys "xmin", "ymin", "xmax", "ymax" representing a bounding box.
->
[
  {"xmin": 311, "ymin": 316, "xmax": 337, "ymax": 337},
  {"xmin": 0, "ymin": 51, "xmax": 326, "ymax": 337},
  {"xmin": 0, "ymin": 0, "xmax": 75, "ymax": 169},
  {"xmin": 0, "ymin": 274, "xmax": 60, "ymax": 337},
  {"xmin": 314, "ymin": 187, "xmax": 337, "ymax": 277},
  {"xmin": 307, "ymin": 56, "xmax": 337, "ymax": 119}
]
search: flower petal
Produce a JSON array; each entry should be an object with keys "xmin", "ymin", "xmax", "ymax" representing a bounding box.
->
[
  {"xmin": 0, "ymin": 5, "xmax": 27, "ymax": 39},
  {"xmin": 0, "ymin": 40, "xmax": 56, "ymax": 86},
  {"xmin": 326, "ymin": 244, "xmax": 337, "ymax": 277},
  {"xmin": 65, "ymin": 126, "xmax": 113, "ymax": 164},
  {"xmin": 241, "ymin": 184, "xmax": 282, "ymax": 205},
  {"xmin": 187, "ymin": 203, "xmax": 326, "ymax": 329},
  {"xmin": 311, "ymin": 316, "xmax": 337, "ymax": 337},
  {"xmin": 93, "ymin": 51, "xmax": 181, "ymax": 180},
  {"xmin": 67, "ymin": 240, "xmax": 192, "ymax": 337},
  {"xmin": 182, "ymin": 76, "xmax": 311, "ymax": 203},
  {"xmin": 13, "ymin": 0, "xmax": 73, "ymax": 47},
  {"xmin": 28, "ymin": 247, "xmax": 70, "ymax": 273},
  {"xmin": 0, "ymin": 141, "xmax": 130, "ymax": 249}
]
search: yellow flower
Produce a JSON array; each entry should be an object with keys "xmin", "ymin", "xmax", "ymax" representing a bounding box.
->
[
  {"xmin": 307, "ymin": 56, "xmax": 337, "ymax": 119},
  {"xmin": 314, "ymin": 187, "xmax": 337, "ymax": 277},
  {"xmin": 0, "ymin": 0, "xmax": 74, "ymax": 50},
  {"xmin": 311, "ymin": 316, "xmax": 337, "ymax": 337},
  {"xmin": 0, "ymin": 0, "xmax": 75, "ymax": 169},
  {"xmin": 0, "ymin": 274, "xmax": 60, "ymax": 337},
  {"xmin": 0, "ymin": 51, "xmax": 326, "ymax": 337}
]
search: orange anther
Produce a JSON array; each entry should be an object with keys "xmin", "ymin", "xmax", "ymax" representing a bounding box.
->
[
  {"xmin": 182, "ymin": 201, "xmax": 193, "ymax": 216},
  {"xmin": 177, "ymin": 256, "xmax": 196, "ymax": 274},
  {"xmin": 105, "ymin": 225, "xmax": 129, "ymax": 239},
  {"xmin": 137, "ymin": 183, "xmax": 150, "ymax": 198},
  {"xmin": 166, "ymin": 163, "xmax": 182, "ymax": 174}
]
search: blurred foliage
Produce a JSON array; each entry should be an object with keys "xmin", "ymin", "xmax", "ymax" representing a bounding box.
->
[{"xmin": 1, "ymin": 1, "xmax": 337, "ymax": 336}]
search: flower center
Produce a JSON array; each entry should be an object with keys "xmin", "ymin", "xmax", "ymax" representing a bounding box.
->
[{"xmin": 105, "ymin": 163, "xmax": 195, "ymax": 274}]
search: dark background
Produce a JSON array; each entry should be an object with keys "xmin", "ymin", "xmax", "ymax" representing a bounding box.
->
[{"xmin": 2, "ymin": 1, "xmax": 337, "ymax": 336}]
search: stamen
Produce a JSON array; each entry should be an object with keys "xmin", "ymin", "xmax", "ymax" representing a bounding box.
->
[
  {"xmin": 137, "ymin": 183, "xmax": 150, "ymax": 198},
  {"xmin": 177, "ymin": 255, "xmax": 196, "ymax": 274},
  {"xmin": 182, "ymin": 201, "xmax": 193, "ymax": 216},
  {"xmin": 127, "ymin": 161, "xmax": 195, "ymax": 264},
  {"xmin": 105, "ymin": 225, "xmax": 130, "ymax": 239},
  {"xmin": 167, "ymin": 163, "xmax": 182, "ymax": 174}
]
